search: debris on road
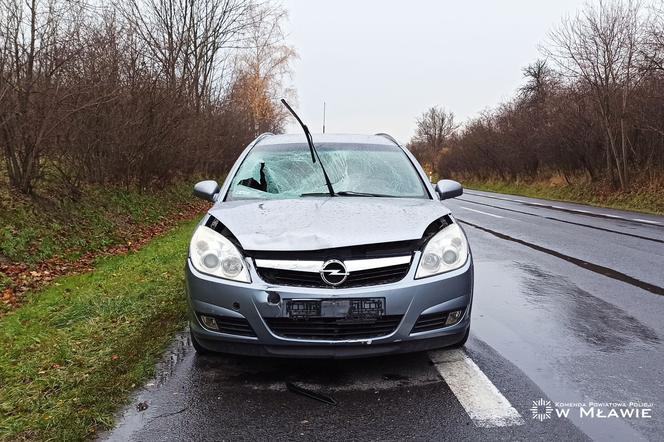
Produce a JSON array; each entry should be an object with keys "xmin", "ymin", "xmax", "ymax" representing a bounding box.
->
[{"xmin": 286, "ymin": 382, "xmax": 337, "ymax": 406}]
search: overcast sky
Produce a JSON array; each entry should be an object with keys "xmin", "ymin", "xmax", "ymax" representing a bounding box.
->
[{"xmin": 281, "ymin": 0, "xmax": 586, "ymax": 143}]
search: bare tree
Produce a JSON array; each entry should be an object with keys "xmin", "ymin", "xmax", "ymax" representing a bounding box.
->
[
  {"xmin": 0, "ymin": 0, "xmax": 100, "ymax": 193},
  {"xmin": 119, "ymin": 0, "xmax": 256, "ymax": 108},
  {"xmin": 234, "ymin": 2, "xmax": 296, "ymax": 135},
  {"xmin": 545, "ymin": 0, "xmax": 648, "ymax": 189},
  {"xmin": 643, "ymin": 0, "xmax": 664, "ymax": 71},
  {"xmin": 519, "ymin": 59, "xmax": 559, "ymax": 102},
  {"xmin": 412, "ymin": 106, "xmax": 457, "ymax": 170}
]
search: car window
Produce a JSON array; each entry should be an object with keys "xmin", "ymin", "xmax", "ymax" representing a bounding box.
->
[{"xmin": 226, "ymin": 143, "xmax": 429, "ymax": 200}]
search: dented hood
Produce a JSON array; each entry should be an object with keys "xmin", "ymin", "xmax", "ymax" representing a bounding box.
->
[{"xmin": 208, "ymin": 197, "xmax": 450, "ymax": 251}]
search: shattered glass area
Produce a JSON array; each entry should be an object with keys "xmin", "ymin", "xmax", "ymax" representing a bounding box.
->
[{"xmin": 227, "ymin": 143, "xmax": 427, "ymax": 200}]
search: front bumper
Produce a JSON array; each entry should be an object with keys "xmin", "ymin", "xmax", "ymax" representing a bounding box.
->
[{"xmin": 186, "ymin": 251, "xmax": 473, "ymax": 359}]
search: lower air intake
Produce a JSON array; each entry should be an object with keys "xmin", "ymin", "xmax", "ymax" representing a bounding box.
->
[
  {"xmin": 264, "ymin": 315, "xmax": 403, "ymax": 340},
  {"xmin": 410, "ymin": 312, "xmax": 449, "ymax": 334}
]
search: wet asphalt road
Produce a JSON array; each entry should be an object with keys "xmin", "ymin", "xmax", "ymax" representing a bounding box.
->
[{"xmin": 103, "ymin": 190, "xmax": 664, "ymax": 441}]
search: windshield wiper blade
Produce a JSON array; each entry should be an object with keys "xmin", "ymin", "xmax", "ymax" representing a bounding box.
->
[
  {"xmin": 336, "ymin": 191, "xmax": 396, "ymax": 197},
  {"xmin": 280, "ymin": 99, "xmax": 335, "ymax": 197},
  {"xmin": 300, "ymin": 192, "xmax": 333, "ymax": 197}
]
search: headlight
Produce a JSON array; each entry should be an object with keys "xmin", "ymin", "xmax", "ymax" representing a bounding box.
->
[
  {"xmin": 415, "ymin": 223, "xmax": 468, "ymax": 279},
  {"xmin": 189, "ymin": 225, "xmax": 251, "ymax": 283}
]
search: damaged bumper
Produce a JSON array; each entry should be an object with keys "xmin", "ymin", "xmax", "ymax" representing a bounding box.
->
[{"xmin": 186, "ymin": 252, "xmax": 473, "ymax": 359}]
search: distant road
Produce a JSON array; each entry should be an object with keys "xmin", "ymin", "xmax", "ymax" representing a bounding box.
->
[{"xmin": 104, "ymin": 190, "xmax": 664, "ymax": 442}]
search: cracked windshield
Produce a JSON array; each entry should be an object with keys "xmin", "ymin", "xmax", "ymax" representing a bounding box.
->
[{"xmin": 227, "ymin": 143, "xmax": 428, "ymax": 200}]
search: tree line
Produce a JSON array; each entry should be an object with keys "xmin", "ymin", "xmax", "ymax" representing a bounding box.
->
[
  {"xmin": 410, "ymin": 1, "xmax": 664, "ymax": 191},
  {"xmin": 0, "ymin": 0, "xmax": 294, "ymax": 196}
]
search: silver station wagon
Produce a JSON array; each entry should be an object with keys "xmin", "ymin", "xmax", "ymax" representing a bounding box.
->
[{"xmin": 186, "ymin": 129, "xmax": 473, "ymax": 358}]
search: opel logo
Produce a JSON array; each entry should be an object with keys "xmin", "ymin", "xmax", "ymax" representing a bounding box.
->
[{"xmin": 320, "ymin": 259, "xmax": 349, "ymax": 286}]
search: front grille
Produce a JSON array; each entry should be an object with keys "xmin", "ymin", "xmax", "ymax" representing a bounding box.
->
[
  {"xmin": 411, "ymin": 312, "xmax": 449, "ymax": 334},
  {"xmin": 264, "ymin": 315, "xmax": 403, "ymax": 340},
  {"xmin": 199, "ymin": 314, "xmax": 256, "ymax": 337},
  {"xmin": 257, "ymin": 263, "xmax": 411, "ymax": 288}
]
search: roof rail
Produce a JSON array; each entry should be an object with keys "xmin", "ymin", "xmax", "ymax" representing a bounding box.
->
[{"xmin": 374, "ymin": 133, "xmax": 400, "ymax": 146}]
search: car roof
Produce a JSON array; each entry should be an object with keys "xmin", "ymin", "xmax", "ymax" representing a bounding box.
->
[{"xmin": 256, "ymin": 133, "xmax": 400, "ymax": 147}]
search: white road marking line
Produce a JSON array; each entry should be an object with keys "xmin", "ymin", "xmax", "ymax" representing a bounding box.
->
[
  {"xmin": 429, "ymin": 349, "xmax": 524, "ymax": 427},
  {"xmin": 603, "ymin": 214, "xmax": 621, "ymax": 218},
  {"xmin": 458, "ymin": 206, "xmax": 504, "ymax": 219},
  {"xmin": 633, "ymin": 218, "xmax": 662, "ymax": 225}
]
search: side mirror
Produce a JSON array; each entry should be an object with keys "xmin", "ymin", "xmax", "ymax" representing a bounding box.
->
[
  {"xmin": 193, "ymin": 180, "xmax": 220, "ymax": 202},
  {"xmin": 435, "ymin": 179, "xmax": 463, "ymax": 200}
]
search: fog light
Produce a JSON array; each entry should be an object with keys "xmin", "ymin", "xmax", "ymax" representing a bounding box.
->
[
  {"xmin": 445, "ymin": 309, "xmax": 463, "ymax": 326},
  {"xmin": 200, "ymin": 315, "xmax": 218, "ymax": 330}
]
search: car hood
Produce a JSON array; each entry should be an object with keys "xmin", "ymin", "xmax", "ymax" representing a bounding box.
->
[{"xmin": 208, "ymin": 197, "xmax": 450, "ymax": 251}]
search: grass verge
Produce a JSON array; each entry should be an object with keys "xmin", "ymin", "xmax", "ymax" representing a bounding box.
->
[
  {"xmin": 0, "ymin": 180, "xmax": 209, "ymax": 312},
  {"xmin": 462, "ymin": 179, "xmax": 664, "ymax": 215},
  {"xmin": 0, "ymin": 219, "xmax": 196, "ymax": 441},
  {"xmin": 0, "ymin": 181, "xmax": 202, "ymax": 266}
]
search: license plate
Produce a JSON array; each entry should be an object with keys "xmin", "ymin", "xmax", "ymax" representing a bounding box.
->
[
  {"xmin": 320, "ymin": 300, "xmax": 351, "ymax": 317},
  {"xmin": 287, "ymin": 298, "xmax": 385, "ymax": 319}
]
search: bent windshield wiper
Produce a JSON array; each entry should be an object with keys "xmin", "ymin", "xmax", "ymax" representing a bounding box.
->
[
  {"xmin": 280, "ymin": 99, "xmax": 335, "ymax": 197},
  {"xmin": 336, "ymin": 191, "xmax": 396, "ymax": 197}
]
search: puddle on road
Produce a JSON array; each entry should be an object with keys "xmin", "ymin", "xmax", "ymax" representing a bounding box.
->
[
  {"xmin": 153, "ymin": 332, "xmax": 192, "ymax": 387},
  {"xmin": 99, "ymin": 333, "xmax": 196, "ymax": 441},
  {"xmin": 473, "ymin": 259, "xmax": 659, "ymax": 355},
  {"xmin": 517, "ymin": 262, "xmax": 659, "ymax": 352}
]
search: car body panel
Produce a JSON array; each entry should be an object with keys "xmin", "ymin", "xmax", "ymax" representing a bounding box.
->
[{"xmin": 208, "ymin": 198, "xmax": 451, "ymax": 251}]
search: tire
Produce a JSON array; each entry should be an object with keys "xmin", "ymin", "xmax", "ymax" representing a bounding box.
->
[{"xmin": 190, "ymin": 330, "xmax": 213, "ymax": 355}]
